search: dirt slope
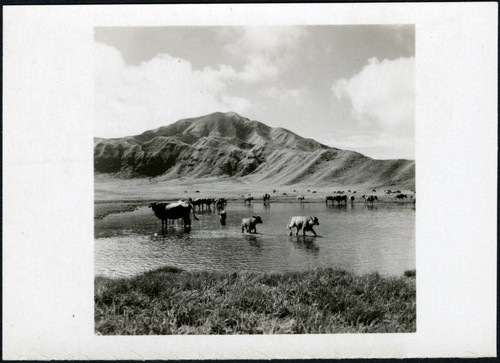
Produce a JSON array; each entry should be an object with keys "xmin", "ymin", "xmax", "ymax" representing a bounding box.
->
[{"xmin": 94, "ymin": 112, "xmax": 414, "ymax": 188}]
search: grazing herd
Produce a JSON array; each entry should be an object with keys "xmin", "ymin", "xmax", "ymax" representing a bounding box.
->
[{"xmin": 149, "ymin": 188, "xmax": 414, "ymax": 235}]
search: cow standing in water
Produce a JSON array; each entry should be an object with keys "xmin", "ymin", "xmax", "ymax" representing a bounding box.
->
[
  {"xmin": 241, "ymin": 216, "xmax": 263, "ymax": 233},
  {"xmin": 149, "ymin": 201, "xmax": 198, "ymax": 232},
  {"xmin": 287, "ymin": 216, "xmax": 319, "ymax": 236},
  {"xmin": 218, "ymin": 211, "xmax": 227, "ymax": 225},
  {"xmin": 362, "ymin": 195, "xmax": 378, "ymax": 205}
]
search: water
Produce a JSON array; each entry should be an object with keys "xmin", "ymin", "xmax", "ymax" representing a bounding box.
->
[{"xmin": 95, "ymin": 202, "xmax": 415, "ymax": 278}]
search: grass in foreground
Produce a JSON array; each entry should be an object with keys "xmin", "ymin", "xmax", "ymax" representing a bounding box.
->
[{"xmin": 95, "ymin": 267, "xmax": 416, "ymax": 335}]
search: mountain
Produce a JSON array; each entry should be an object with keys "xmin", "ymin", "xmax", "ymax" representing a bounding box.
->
[{"xmin": 94, "ymin": 112, "xmax": 415, "ymax": 188}]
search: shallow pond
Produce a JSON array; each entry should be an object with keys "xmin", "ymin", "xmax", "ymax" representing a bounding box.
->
[{"xmin": 95, "ymin": 201, "xmax": 415, "ymax": 278}]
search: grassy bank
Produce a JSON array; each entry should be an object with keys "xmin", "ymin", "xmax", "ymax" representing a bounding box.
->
[
  {"xmin": 95, "ymin": 267, "xmax": 416, "ymax": 335},
  {"xmin": 94, "ymin": 175, "xmax": 415, "ymax": 203}
]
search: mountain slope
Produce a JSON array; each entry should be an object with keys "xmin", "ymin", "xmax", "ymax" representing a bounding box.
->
[{"xmin": 94, "ymin": 112, "xmax": 414, "ymax": 188}]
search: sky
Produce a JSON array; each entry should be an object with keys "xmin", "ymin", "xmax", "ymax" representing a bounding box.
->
[{"xmin": 94, "ymin": 26, "xmax": 415, "ymax": 159}]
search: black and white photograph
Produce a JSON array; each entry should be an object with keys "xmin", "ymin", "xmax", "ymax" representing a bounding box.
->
[
  {"xmin": 3, "ymin": 3, "xmax": 497, "ymax": 359},
  {"xmin": 94, "ymin": 25, "xmax": 417, "ymax": 335}
]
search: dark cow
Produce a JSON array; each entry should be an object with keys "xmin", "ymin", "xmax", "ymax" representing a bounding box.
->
[
  {"xmin": 327, "ymin": 195, "xmax": 347, "ymax": 205},
  {"xmin": 241, "ymin": 216, "xmax": 263, "ymax": 233},
  {"xmin": 215, "ymin": 197, "xmax": 227, "ymax": 209},
  {"xmin": 244, "ymin": 196, "xmax": 254, "ymax": 205},
  {"xmin": 149, "ymin": 201, "xmax": 198, "ymax": 231},
  {"xmin": 349, "ymin": 196, "xmax": 355, "ymax": 201},
  {"xmin": 218, "ymin": 211, "xmax": 227, "ymax": 225},
  {"xmin": 362, "ymin": 195, "xmax": 378, "ymax": 205},
  {"xmin": 335, "ymin": 195, "xmax": 347, "ymax": 205},
  {"xmin": 395, "ymin": 193, "xmax": 407, "ymax": 200},
  {"xmin": 287, "ymin": 216, "xmax": 319, "ymax": 236},
  {"xmin": 263, "ymin": 193, "xmax": 271, "ymax": 203},
  {"xmin": 297, "ymin": 195, "xmax": 305, "ymax": 202}
]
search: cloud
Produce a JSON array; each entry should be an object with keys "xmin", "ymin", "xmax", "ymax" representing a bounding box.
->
[
  {"xmin": 264, "ymin": 86, "xmax": 308, "ymax": 105},
  {"xmin": 225, "ymin": 26, "xmax": 306, "ymax": 55},
  {"xmin": 94, "ymin": 42, "xmax": 251, "ymax": 138},
  {"xmin": 223, "ymin": 26, "xmax": 307, "ymax": 83},
  {"xmin": 332, "ymin": 56, "xmax": 415, "ymax": 135}
]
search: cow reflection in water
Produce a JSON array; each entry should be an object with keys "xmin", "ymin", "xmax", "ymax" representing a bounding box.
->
[
  {"xmin": 246, "ymin": 234, "xmax": 263, "ymax": 248},
  {"xmin": 292, "ymin": 235, "xmax": 320, "ymax": 254}
]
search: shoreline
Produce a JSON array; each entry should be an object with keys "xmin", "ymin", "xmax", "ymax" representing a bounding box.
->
[
  {"xmin": 94, "ymin": 176, "xmax": 415, "ymax": 202},
  {"xmin": 94, "ymin": 197, "xmax": 415, "ymax": 220}
]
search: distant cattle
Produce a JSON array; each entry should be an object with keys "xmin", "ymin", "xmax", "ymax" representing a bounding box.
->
[
  {"xmin": 263, "ymin": 193, "xmax": 271, "ymax": 203},
  {"xmin": 215, "ymin": 198, "xmax": 227, "ymax": 209},
  {"xmin": 336, "ymin": 195, "xmax": 347, "ymax": 204},
  {"xmin": 349, "ymin": 196, "xmax": 355, "ymax": 201},
  {"xmin": 326, "ymin": 195, "xmax": 346, "ymax": 205},
  {"xmin": 149, "ymin": 201, "xmax": 198, "ymax": 231},
  {"xmin": 297, "ymin": 195, "xmax": 305, "ymax": 202},
  {"xmin": 191, "ymin": 197, "xmax": 215, "ymax": 211},
  {"xmin": 287, "ymin": 216, "xmax": 319, "ymax": 237},
  {"xmin": 395, "ymin": 194, "xmax": 407, "ymax": 200},
  {"xmin": 244, "ymin": 196, "xmax": 254, "ymax": 205},
  {"xmin": 241, "ymin": 216, "xmax": 263, "ymax": 233},
  {"xmin": 363, "ymin": 195, "xmax": 378, "ymax": 205}
]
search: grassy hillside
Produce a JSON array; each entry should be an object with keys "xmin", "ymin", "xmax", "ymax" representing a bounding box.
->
[
  {"xmin": 94, "ymin": 112, "xmax": 415, "ymax": 188},
  {"xmin": 95, "ymin": 266, "xmax": 416, "ymax": 335}
]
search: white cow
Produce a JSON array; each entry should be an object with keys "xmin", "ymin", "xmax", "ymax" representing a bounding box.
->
[{"xmin": 287, "ymin": 216, "xmax": 319, "ymax": 236}]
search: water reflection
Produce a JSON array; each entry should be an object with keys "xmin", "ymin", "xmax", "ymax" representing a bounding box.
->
[
  {"xmin": 290, "ymin": 235, "xmax": 320, "ymax": 254},
  {"xmin": 95, "ymin": 202, "xmax": 415, "ymax": 278}
]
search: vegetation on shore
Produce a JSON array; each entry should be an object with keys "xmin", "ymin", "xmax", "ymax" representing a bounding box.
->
[{"xmin": 95, "ymin": 267, "xmax": 416, "ymax": 335}]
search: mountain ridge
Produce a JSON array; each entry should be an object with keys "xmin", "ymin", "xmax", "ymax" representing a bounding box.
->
[{"xmin": 94, "ymin": 112, "xmax": 414, "ymax": 188}]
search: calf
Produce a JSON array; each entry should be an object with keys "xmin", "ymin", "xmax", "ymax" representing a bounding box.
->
[
  {"xmin": 241, "ymin": 216, "xmax": 263, "ymax": 233},
  {"xmin": 287, "ymin": 216, "xmax": 319, "ymax": 236},
  {"xmin": 218, "ymin": 211, "xmax": 227, "ymax": 225}
]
